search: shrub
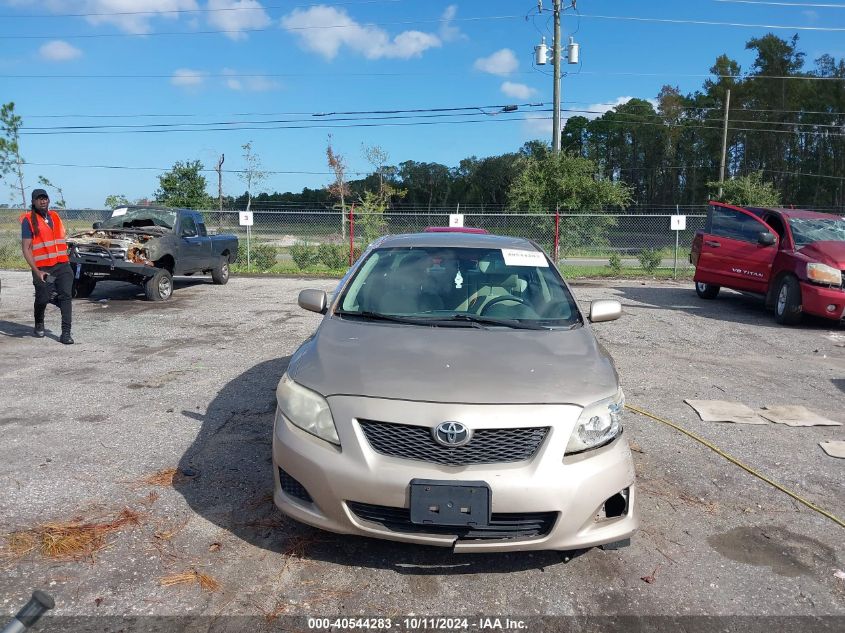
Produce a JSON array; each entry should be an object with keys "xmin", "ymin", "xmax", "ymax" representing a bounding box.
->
[
  {"xmin": 317, "ymin": 242, "xmax": 348, "ymax": 270},
  {"xmin": 607, "ymin": 252, "xmax": 622, "ymax": 275},
  {"xmin": 290, "ymin": 241, "xmax": 319, "ymax": 271},
  {"xmin": 238, "ymin": 242, "xmax": 278, "ymax": 271},
  {"xmin": 637, "ymin": 248, "xmax": 662, "ymax": 273}
]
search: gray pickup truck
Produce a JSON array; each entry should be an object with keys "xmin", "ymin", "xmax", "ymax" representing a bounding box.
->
[{"xmin": 67, "ymin": 206, "xmax": 239, "ymax": 301}]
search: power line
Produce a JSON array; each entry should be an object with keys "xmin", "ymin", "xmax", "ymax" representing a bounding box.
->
[
  {"xmin": 24, "ymin": 161, "xmax": 369, "ymax": 176},
  {"xmin": 20, "ymin": 108, "xmax": 549, "ymax": 131},
  {"xmin": 0, "ymin": 13, "xmax": 523, "ymax": 39},
  {"xmin": 577, "ymin": 12, "xmax": 845, "ymax": 31},
  {"xmin": 7, "ymin": 10, "xmax": 845, "ymax": 40},
  {"xmin": 0, "ymin": 1, "xmax": 404, "ymax": 19},
  {"xmin": 713, "ymin": 1, "xmax": 845, "ymax": 8}
]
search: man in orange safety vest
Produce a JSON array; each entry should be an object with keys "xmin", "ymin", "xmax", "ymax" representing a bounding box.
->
[{"xmin": 20, "ymin": 188, "xmax": 74, "ymax": 344}]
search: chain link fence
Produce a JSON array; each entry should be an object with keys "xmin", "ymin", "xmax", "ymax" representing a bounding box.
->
[{"xmin": 0, "ymin": 207, "xmax": 709, "ymax": 276}]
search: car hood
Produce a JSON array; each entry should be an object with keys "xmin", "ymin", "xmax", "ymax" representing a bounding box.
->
[
  {"xmin": 798, "ymin": 241, "xmax": 845, "ymax": 268},
  {"xmin": 288, "ymin": 317, "xmax": 619, "ymax": 407}
]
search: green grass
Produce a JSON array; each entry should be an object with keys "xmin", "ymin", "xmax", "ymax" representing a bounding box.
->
[{"xmin": 558, "ymin": 264, "xmax": 695, "ymax": 280}]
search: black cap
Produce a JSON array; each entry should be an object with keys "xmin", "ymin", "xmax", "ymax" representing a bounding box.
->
[{"xmin": 31, "ymin": 188, "xmax": 49, "ymax": 202}]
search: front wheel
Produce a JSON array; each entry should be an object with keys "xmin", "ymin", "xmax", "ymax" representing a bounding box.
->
[
  {"xmin": 211, "ymin": 258, "xmax": 230, "ymax": 285},
  {"xmin": 774, "ymin": 276, "xmax": 802, "ymax": 325},
  {"xmin": 144, "ymin": 268, "xmax": 173, "ymax": 301},
  {"xmin": 695, "ymin": 281, "xmax": 720, "ymax": 300},
  {"xmin": 72, "ymin": 274, "xmax": 97, "ymax": 299}
]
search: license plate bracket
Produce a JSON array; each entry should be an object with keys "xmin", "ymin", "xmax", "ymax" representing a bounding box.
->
[{"xmin": 409, "ymin": 479, "xmax": 491, "ymax": 527}]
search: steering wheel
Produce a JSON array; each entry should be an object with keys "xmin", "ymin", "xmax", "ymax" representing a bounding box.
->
[{"xmin": 479, "ymin": 294, "xmax": 531, "ymax": 315}]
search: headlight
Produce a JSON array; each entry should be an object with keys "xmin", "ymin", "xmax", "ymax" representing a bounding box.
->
[
  {"xmin": 807, "ymin": 263, "xmax": 842, "ymax": 286},
  {"xmin": 276, "ymin": 373, "xmax": 340, "ymax": 445},
  {"xmin": 565, "ymin": 389, "xmax": 624, "ymax": 454}
]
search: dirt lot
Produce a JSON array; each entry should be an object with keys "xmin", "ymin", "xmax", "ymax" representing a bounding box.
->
[{"xmin": 0, "ymin": 270, "xmax": 843, "ymax": 631}]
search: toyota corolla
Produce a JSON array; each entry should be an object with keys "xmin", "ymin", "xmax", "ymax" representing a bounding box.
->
[{"xmin": 272, "ymin": 231, "xmax": 637, "ymax": 552}]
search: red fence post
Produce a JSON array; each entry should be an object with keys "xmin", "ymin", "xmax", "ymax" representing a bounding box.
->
[
  {"xmin": 554, "ymin": 206, "xmax": 560, "ymax": 263},
  {"xmin": 349, "ymin": 203, "xmax": 355, "ymax": 266}
]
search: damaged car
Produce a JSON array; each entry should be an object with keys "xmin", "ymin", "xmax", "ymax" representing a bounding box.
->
[
  {"xmin": 273, "ymin": 231, "xmax": 637, "ymax": 552},
  {"xmin": 67, "ymin": 206, "xmax": 238, "ymax": 301}
]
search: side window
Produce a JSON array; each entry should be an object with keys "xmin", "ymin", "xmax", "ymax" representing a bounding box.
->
[
  {"xmin": 181, "ymin": 215, "xmax": 198, "ymax": 237},
  {"xmin": 763, "ymin": 213, "xmax": 785, "ymax": 240},
  {"xmin": 195, "ymin": 216, "xmax": 208, "ymax": 237},
  {"xmin": 711, "ymin": 207, "xmax": 766, "ymax": 243}
]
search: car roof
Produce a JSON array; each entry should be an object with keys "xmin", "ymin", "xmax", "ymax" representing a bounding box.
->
[
  {"xmin": 745, "ymin": 206, "xmax": 842, "ymax": 220},
  {"xmin": 373, "ymin": 232, "xmax": 541, "ymax": 250}
]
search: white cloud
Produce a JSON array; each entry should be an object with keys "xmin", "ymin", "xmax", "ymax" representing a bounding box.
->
[
  {"xmin": 523, "ymin": 113, "xmax": 552, "ymax": 137},
  {"xmin": 207, "ymin": 0, "xmax": 271, "ymax": 41},
  {"xmin": 222, "ymin": 68, "xmax": 280, "ymax": 91},
  {"xmin": 171, "ymin": 68, "xmax": 207, "ymax": 88},
  {"xmin": 39, "ymin": 40, "xmax": 83, "ymax": 61},
  {"xmin": 281, "ymin": 6, "xmax": 442, "ymax": 60},
  {"xmin": 501, "ymin": 81, "xmax": 536, "ymax": 99},
  {"xmin": 439, "ymin": 5, "xmax": 465, "ymax": 42},
  {"xmin": 803, "ymin": 10, "xmax": 819, "ymax": 23},
  {"xmin": 16, "ymin": 1, "xmax": 199, "ymax": 35},
  {"xmin": 585, "ymin": 96, "xmax": 658, "ymax": 119},
  {"xmin": 474, "ymin": 49, "xmax": 518, "ymax": 76}
]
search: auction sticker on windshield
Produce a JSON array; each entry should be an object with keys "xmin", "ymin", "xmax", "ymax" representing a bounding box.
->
[
  {"xmin": 502, "ymin": 248, "xmax": 548, "ymax": 267},
  {"xmin": 112, "ymin": 208, "xmax": 128, "ymax": 217}
]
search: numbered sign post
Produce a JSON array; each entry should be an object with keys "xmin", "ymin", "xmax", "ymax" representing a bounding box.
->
[
  {"xmin": 671, "ymin": 211, "xmax": 686, "ymax": 279},
  {"xmin": 239, "ymin": 211, "xmax": 254, "ymax": 270},
  {"xmin": 449, "ymin": 214, "xmax": 464, "ymax": 228}
]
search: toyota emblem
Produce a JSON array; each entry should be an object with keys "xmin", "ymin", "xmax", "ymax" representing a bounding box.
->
[{"xmin": 433, "ymin": 421, "xmax": 471, "ymax": 447}]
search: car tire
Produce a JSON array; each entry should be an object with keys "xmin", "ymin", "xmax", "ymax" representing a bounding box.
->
[
  {"xmin": 695, "ymin": 281, "xmax": 720, "ymax": 299},
  {"xmin": 211, "ymin": 258, "xmax": 230, "ymax": 285},
  {"xmin": 144, "ymin": 268, "xmax": 173, "ymax": 301},
  {"xmin": 774, "ymin": 275, "xmax": 802, "ymax": 325},
  {"xmin": 72, "ymin": 274, "xmax": 97, "ymax": 299}
]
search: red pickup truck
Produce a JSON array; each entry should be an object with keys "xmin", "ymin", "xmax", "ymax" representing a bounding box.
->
[{"xmin": 691, "ymin": 202, "xmax": 845, "ymax": 325}]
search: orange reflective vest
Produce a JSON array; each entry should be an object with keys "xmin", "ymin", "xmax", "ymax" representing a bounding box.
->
[{"xmin": 20, "ymin": 210, "xmax": 69, "ymax": 268}]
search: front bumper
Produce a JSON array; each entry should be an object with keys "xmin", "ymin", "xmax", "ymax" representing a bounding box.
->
[
  {"xmin": 272, "ymin": 396, "xmax": 637, "ymax": 552},
  {"xmin": 799, "ymin": 281, "xmax": 845, "ymax": 320}
]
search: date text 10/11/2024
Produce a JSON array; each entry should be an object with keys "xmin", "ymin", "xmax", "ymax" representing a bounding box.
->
[{"xmin": 307, "ymin": 617, "xmax": 528, "ymax": 631}]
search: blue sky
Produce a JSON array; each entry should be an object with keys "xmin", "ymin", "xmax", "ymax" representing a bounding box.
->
[{"xmin": 1, "ymin": 0, "xmax": 844, "ymax": 208}]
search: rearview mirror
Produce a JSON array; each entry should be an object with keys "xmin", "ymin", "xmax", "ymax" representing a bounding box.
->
[
  {"xmin": 589, "ymin": 299, "xmax": 622, "ymax": 323},
  {"xmin": 757, "ymin": 231, "xmax": 776, "ymax": 246},
  {"xmin": 92, "ymin": 222, "xmax": 102, "ymax": 229},
  {"xmin": 298, "ymin": 289, "xmax": 328, "ymax": 314}
]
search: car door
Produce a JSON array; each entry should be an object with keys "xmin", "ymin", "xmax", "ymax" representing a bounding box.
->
[
  {"xmin": 194, "ymin": 215, "xmax": 216, "ymax": 268},
  {"xmin": 697, "ymin": 203, "xmax": 778, "ymax": 293},
  {"xmin": 178, "ymin": 213, "xmax": 204, "ymax": 273}
]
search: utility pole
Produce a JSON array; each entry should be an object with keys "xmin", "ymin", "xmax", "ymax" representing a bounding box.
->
[
  {"xmin": 718, "ymin": 89, "xmax": 731, "ymax": 198},
  {"xmin": 552, "ymin": 0, "xmax": 562, "ymax": 153}
]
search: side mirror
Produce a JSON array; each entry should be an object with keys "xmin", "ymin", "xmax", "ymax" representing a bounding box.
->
[
  {"xmin": 589, "ymin": 299, "xmax": 622, "ymax": 323},
  {"xmin": 92, "ymin": 222, "xmax": 102, "ymax": 229},
  {"xmin": 757, "ymin": 231, "xmax": 776, "ymax": 246},
  {"xmin": 298, "ymin": 289, "xmax": 328, "ymax": 314}
]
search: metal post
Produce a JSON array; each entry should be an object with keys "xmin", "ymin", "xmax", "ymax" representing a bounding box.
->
[
  {"xmin": 718, "ymin": 88, "xmax": 731, "ymax": 198},
  {"xmin": 246, "ymin": 224, "xmax": 251, "ymax": 271},
  {"xmin": 349, "ymin": 204, "xmax": 355, "ymax": 266},
  {"xmin": 673, "ymin": 205, "xmax": 679, "ymax": 280},
  {"xmin": 554, "ymin": 205, "xmax": 560, "ymax": 263},
  {"xmin": 552, "ymin": 0, "xmax": 562, "ymax": 153}
]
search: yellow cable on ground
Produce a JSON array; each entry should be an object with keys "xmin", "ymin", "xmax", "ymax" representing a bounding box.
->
[{"xmin": 625, "ymin": 404, "xmax": 845, "ymax": 530}]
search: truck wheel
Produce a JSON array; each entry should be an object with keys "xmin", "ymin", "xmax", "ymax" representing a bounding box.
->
[
  {"xmin": 145, "ymin": 268, "xmax": 173, "ymax": 301},
  {"xmin": 211, "ymin": 258, "xmax": 230, "ymax": 285},
  {"xmin": 695, "ymin": 281, "xmax": 720, "ymax": 300},
  {"xmin": 72, "ymin": 275, "xmax": 97, "ymax": 299},
  {"xmin": 774, "ymin": 276, "xmax": 802, "ymax": 325}
]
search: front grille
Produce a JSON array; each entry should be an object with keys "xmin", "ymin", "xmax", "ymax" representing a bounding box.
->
[
  {"xmin": 358, "ymin": 420, "xmax": 549, "ymax": 466},
  {"xmin": 278, "ymin": 467, "xmax": 313, "ymax": 503},
  {"xmin": 347, "ymin": 501, "xmax": 557, "ymax": 540}
]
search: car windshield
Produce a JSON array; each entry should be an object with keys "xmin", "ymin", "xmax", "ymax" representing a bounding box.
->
[
  {"xmin": 336, "ymin": 246, "xmax": 581, "ymax": 327},
  {"xmin": 101, "ymin": 208, "xmax": 176, "ymax": 230},
  {"xmin": 788, "ymin": 216, "xmax": 845, "ymax": 248}
]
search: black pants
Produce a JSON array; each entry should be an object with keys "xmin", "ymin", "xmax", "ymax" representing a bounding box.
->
[{"xmin": 32, "ymin": 262, "xmax": 73, "ymax": 333}]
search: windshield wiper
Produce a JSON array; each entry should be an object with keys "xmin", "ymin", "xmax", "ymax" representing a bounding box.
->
[
  {"xmin": 432, "ymin": 314, "xmax": 549, "ymax": 330},
  {"xmin": 335, "ymin": 310, "xmax": 434, "ymax": 326}
]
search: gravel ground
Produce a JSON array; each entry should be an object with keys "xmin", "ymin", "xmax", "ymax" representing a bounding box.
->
[{"xmin": 0, "ymin": 270, "xmax": 843, "ymax": 630}]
